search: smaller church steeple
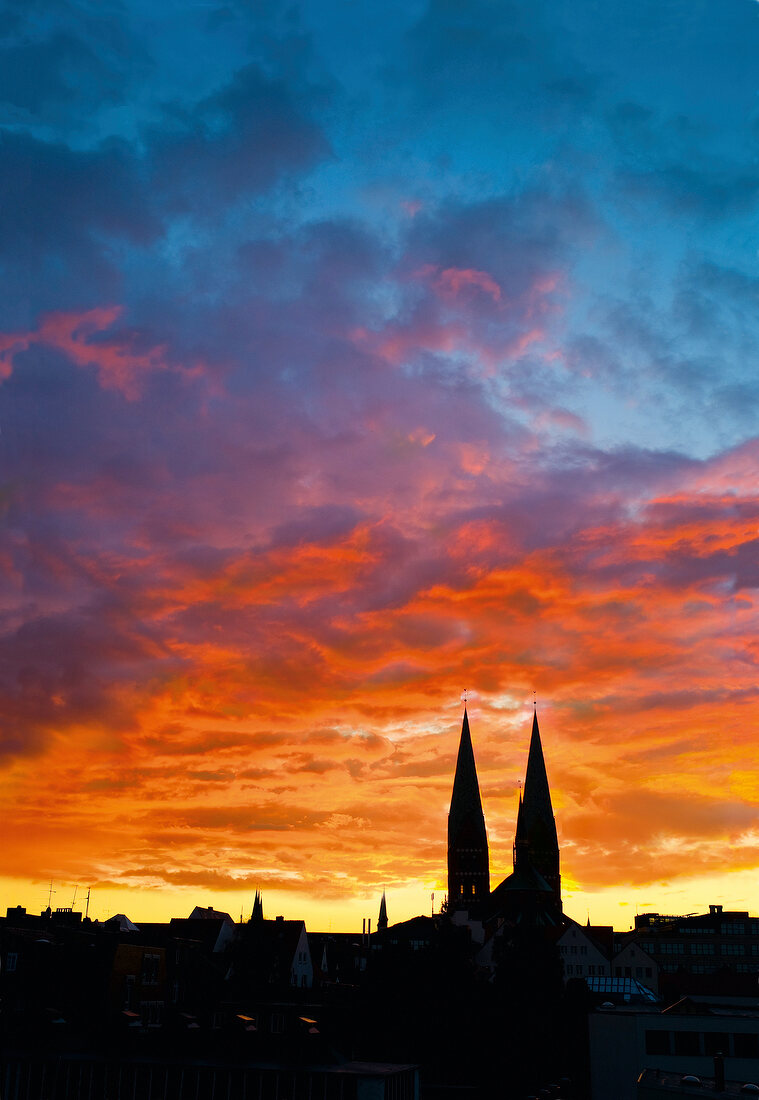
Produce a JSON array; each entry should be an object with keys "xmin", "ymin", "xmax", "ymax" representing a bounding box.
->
[
  {"xmin": 513, "ymin": 788, "xmax": 525, "ymax": 868},
  {"xmin": 378, "ymin": 890, "xmax": 388, "ymax": 932}
]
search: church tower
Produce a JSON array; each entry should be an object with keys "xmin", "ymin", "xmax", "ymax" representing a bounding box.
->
[
  {"xmin": 519, "ymin": 708, "xmax": 561, "ymax": 914},
  {"xmin": 250, "ymin": 889, "xmax": 264, "ymax": 924},
  {"xmin": 447, "ymin": 707, "xmax": 490, "ymax": 911}
]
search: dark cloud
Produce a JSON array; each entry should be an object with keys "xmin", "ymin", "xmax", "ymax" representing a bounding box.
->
[
  {"xmin": 0, "ymin": 600, "xmax": 179, "ymax": 758},
  {"xmin": 147, "ymin": 63, "xmax": 329, "ymax": 208}
]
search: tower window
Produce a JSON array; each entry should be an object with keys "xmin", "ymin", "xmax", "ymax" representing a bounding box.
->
[
  {"xmin": 460, "ymin": 885, "xmax": 464, "ymax": 895},
  {"xmin": 471, "ymin": 885, "xmax": 476, "ymax": 895}
]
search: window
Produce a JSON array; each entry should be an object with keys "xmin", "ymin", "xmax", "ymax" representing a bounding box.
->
[
  {"xmin": 645, "ymin": 1031, "xmax": 670, "ymax": 1056},
  {"xmin": 659, "ymin": 942, "xmax": 686, "ymax": 954},
  {"xmin": 691, "ymin": 942, "xmax": 715, "ymax": 955},
  {"xmin": 721, "ymin": 943, "xmax": 745, "ymax": 956},
  {"xmin": 139, "ymin": 1000, "xmax": 164, "ymax": 1027},
  {"xmin": 141, "ymin": 952, "xmax": 160, "ymax": 986},
  {"xmin": 6, "ymin": 952, "xmax": 17, "ymax": 972},
  {"xmin": 460, "ymin": 885, "xmax": 464, "ymax": 895},
  {"xmin": 734, "ymin": 1033, "xmax": 759, "ymax": 1057},
  {"xmin": 271, "ymin": 1013, "xmax": 285, "ymax": 1034},
  {"xmin": 580, "ymin": 946, "xmax": 587, "ymax": 956},
  {"xmin": 674, "ymin": 1031, "xmax": 700, "ymax": 1056},
  {"xmin": 736, "ymin": 963, "xmax": 759, "ymax": 974},
  {"xmin": 471, "ymin": 885, "xmax": 476, "ymax": 895},
  {"xmin": 721, "ymin": 922, "xmax": 746, "ymax": 935},
  {"xmin": 704, "ymin": 1033, "xmax": 729, "ymax": 1056}
]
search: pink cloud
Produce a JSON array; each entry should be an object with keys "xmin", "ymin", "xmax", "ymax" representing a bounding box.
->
[
  {"xmin": 0, "ymin": 306, "xmax": 206, "ymax": 399},
  {"xmin": 416, "ymin": 264, "xmax": 502, "ymax": 303}
]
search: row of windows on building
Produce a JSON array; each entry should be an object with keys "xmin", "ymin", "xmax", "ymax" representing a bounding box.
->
[
  {"xmin": 658, "ymin": 962, "xmax": 759, "ymax": 974},
  {"xmin": 641, "ymin": 942, "xmax": 759, "ymax": 956},
  {"xmin": 671, "ymin": 921, "xmax": 759, "ymax": 935},
  {"xmin": 645, "ymin": 1029, "xmax": 759, "ymax": 1058},
  {"xmin": 565, "ymin": 964, "xmax": 653, "ymax": 979}
]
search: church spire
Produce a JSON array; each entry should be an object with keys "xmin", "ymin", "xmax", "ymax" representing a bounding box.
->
[
  {"xmin": 378, "ymin": 890, "xmax": 388, "ymax": 932},
  {"xmin": 520, "ymin": 708, "xmax": 561, "ymax": 914},
  {"xmin": 447, "ymin": 706, "xmax": 490, "ymax": 911},
  {"xmin": 250, "ymin": 889, "xmax": 264, "ymax": 924}
]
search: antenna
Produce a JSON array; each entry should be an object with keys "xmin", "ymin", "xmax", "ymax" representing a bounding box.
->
[
  {"xmin": 85, "ymin": 887, "xmax": 91, "ymax": 920},
  {"xmin": 47, "ymin": 881, "xmax": 55, "ymax": 910},
  {"xmin": 71, "ymin": 885, "xmax": 78, "ymax": 909},
  {"xmin": 431, "ymin": 892, "xmax": 435, "ymax": 917}
]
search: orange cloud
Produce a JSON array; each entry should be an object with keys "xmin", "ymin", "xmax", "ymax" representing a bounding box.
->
[{"xmin": 4, "ymin": 426, "xmax": 759, "ymax": 930}]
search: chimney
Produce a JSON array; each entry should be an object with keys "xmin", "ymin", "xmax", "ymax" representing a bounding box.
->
[{"xmin": 714, "ymin": 1052, "xmax": 725, "ymax": 1093}]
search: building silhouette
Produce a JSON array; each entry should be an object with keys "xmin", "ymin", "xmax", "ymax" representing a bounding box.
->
[
  {"xmin": 447, "ymin": 704, "xmax": 561, "ymax": 923},
  {"xmin": 447, "ymin": 706, "xmax": 490, "ymax": 912}
]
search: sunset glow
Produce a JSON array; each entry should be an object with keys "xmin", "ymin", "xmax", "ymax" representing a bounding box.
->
[{"xmin": 3, "ymin": 0, "xmax": 759, "ymax": 932}]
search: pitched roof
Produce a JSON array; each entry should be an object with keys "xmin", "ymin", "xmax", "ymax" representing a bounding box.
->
[{"xmin": 189, "ymin": 905, "xmax": 234, "ymax": 924}]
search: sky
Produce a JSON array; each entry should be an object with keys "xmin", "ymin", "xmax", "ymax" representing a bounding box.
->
[{"xmin": 2, "ymin": 0, "xmax": 759, "ymax": 931}]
